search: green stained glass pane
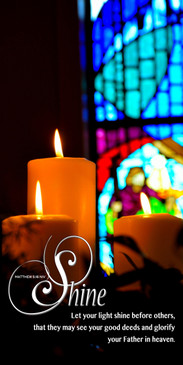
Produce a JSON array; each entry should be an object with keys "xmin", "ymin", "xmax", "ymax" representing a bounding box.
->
[
  {"xmin": 116, "ymin": 72, "xmax": 123, "ymax": 82},
  {"xmin": 140, "ymin": 60, "xmax": 155, "ymax": 79},
  {"xmin": 167, "ymin": 25, "xmax": 173, "ymax": 53},
  {"xmin": 116, "ymin": 68, "xmax": 123, "ymax": 82},
  {"xmin": 104, "ymin": 81, "xmax": 116, "ymax": 103},
  {"xmin": 155, "ymin": 51, "xmax": 168, "ymax": 84},
  {"xmin": 116, "ymin": 100, "xmax": 124, "ymax": 111},
  {"xmin": 155, "ymin": 28, "xmax": 167, "ymax": 50},
  {"xmin": 116, "ymin": 63, "xmax": 123, "ymax": 71},
  {"xmin": 137, "ymin": 197, "xmax": 167, "ymax": 214},
  {"xmin": 124, "ymin": 41, "xmax": 138, "ymax": 67},
  {"xmin": 139, "ymin": 33, "xmax": 154, "ymax": 59},
  {"xmin": 115, "ymin": 52, "xmax": 123, "ymax": 63},
  {"xmin": 116, "ymin": 91, "xmax": 124, "ymax": 111},
  {"xmin": 103, "ymin": 59, "xmax": 115, "ymax": 80},
  {"xmin": 94, "ymin": 74, "xmax": 103, "ymax": 93},
  {"xmin": 116, "ymin": 83, "xmax": 123, "ymax": 90},
  {"xmin": 125, "ymin": 68, "xmax": 139, "ymax": 90},
  {"xmin": 125, "ymin": 91, "xmax": 140, "ymax": 118},
  {"xmin": 141, "ymin": 79, "xmax": 156, "ymax": 109}
]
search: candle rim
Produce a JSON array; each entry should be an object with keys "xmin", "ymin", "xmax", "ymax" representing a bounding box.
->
[
  {"xmin": 114, "ymin": 213, "xmax": 182, "ymax": 220},
  {"xmin": 27, "ymin": 157, "xmax": 96, "ymax": 166},
  {"xmin": 3, "ymin": 214, "xmax": 78, "ymax": 223}
]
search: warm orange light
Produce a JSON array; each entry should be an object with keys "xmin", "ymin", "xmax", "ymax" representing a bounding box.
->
[
  {"xmin": 140, "ymin": 192, "xmax": 151, "ymax": 214},
  {"xmin": 54, "ymin": 129, "xmax": 63, "ymax": 157},
  {"xmin": 35, "ymin": 181, "xmax": 43, "ymax": 215}
]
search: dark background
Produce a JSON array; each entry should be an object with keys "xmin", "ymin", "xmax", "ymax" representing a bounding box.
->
[{"xmin": 0, "ymin": 0, "xmax": 84, "ymax": 217}]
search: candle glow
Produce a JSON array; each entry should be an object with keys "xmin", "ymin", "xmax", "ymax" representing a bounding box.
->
[
  {"xmin": 54, "ymin": 129, "xmax": 63, "ymax": 158},
  {"xmin": 27, "ymin": 130, "xmax": 96, "ymax": 260},
  {"xmin": 35, "ymin": 180, "xmax": 43, "ymax": 215},
  {"xmin": 140, "ymin": 192, "xmax": 151, "ymax": 214}
]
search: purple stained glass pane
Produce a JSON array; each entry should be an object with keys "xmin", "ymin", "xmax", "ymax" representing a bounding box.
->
[
  {"xmin": 118, "ymin": 127, "xmax": 126, "ymax": 143},
  {"xmin": 107, "ymin": 130, "xmax": 117, "ymax": 148},
  {"xmin": 96, "ymin": 129, "xmax": 107, "ymax": 154},
  {"xmin": 128, "ymin": 126, "xmax": 141, "ymax": 139}
]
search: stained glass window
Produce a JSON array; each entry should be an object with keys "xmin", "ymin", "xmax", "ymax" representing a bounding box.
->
[
  {"xmin": 91, "ymin": 0, "xmax": 183, "ymax": 121},
  {"xmin": 97, "ymin": 123, "xmax": 183, "ymax": 270},
  {"xmin": 77, "ymin": 0, "xmax": 183, "ymax": 274}
]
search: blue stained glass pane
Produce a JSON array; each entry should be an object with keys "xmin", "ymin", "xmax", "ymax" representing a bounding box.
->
[
  {"xmin": 114, "ymin": 33, "xmax": 123, "ymax": 51},
  {"xmin": 92, "ymin": 18, "xmax": 102, "ymax": 41},
  {"xmin": 141, "ymin": 79, "xmax": 156, "ymax": 109},
  {"xmin": 169, "ymin": 0, "xmax": 181, "ymax": 10},
  {"xmin": 170, "ymin": 86, "xmax": 183, "ymax": 103},
  {"xmin": 154, "ymin": 12, "xmax": 167, "ymax": 29},
  {"xmin": 157, "ymin": 92, "xmax": 169, "ymax": 116},
  {"xmin": 123, "ymin": 19, "xmax": 138, "ymax": 44},
  {"xmin": 96, "ymin": 106, "xmax": 105, "ymax": 121},
  {"xmin": 173, "ymin": 135, "xmax": 183, "ymax": 146},
  {"xmin": 153, "ymin": 0, "xmax": 167, "ymax": 12},
  {"xmin": 143, "ymin": 124, "xmax": 174, "ymax": 139},
  {"xmin": 171, "ymin": 104, "xmax": 183, "ymax": 116},
  {"xmin": 98, "ymin": 191, "xmax": 112, "ymax": 213},
  {"xmin": 159, "ymin": 76, "xmax": 168, "ymax": 91},
  {"xmin": 122, "ymin": 0, "xmax": 137, "ymax": 21},
  {"xmin": 173, "ymin": 24, "xmax": 182, "ymax": 41},
  {"xmin": 172, "ymin": 123, "xmax": 183, "ymax": 134},
  {"xmin": 143, "ymin": 7, "xmax": 153, "ymax": 33},
  {"xmin": 102, "ymin": 1, "xmax": 112, "ymax": 25},
  {"xmin": 79, "ymin": 23, "xmax": 85, "ymax": 42},
  {"xmin": 113, "ymin": 13, "xmax": 121, "ymax": 22},
  {"xmin": 142, "ymin": 98, "xmax": 157, "ymax": 118},
  {"xmin": 103, "ymin": 177, "xmax": 115, "ymax": 194},
  {"xmin": 103, "ymin": 27, "xmax": 114, "ymax": 50},
  {"xmin": 114, "ymin": 23, "xmax": 122, "ymax": 32},
  {"xmin": 105, "ymin": 101, "xmax": 118, "ymax": 120},
  {"xmin": 91, "ymin": 0, "xmax": 183, "ymax": 121},
  {"xmin": 117, "ymin": 167, "xmax": 129, "ymax": 189},
  {"xmin": 138, "ymin": 0, "xmax": 151, "ymax": 6},
  {"xmin": 103, "ymin": 46, "xmax": 115, "ymax": 64},
  {"xmin": 143, "ymin": 124, "xmax": 158, "ymax": 138},
  {"xmin": 93, "ymin": 43, "xmax": 103, "ymax": 71},
  {"xmin": 99, "ymin": 240, "xmax": 113, "ymax": 268},
  {"xmin": 118, "ymin": 111, "xmax": 124, "ymax": 119},
  {"xmin": 94, "ymin": 91, "xmax": 103, "ymax": 105},
  {"xmin": 152, "ymin": 0, "xmax": 167, "ymax": 28},
  {"xmin": 113, "ymin": 0, "xmax": 121, "ymax": 12},
  {"xmin": 159, "ymin": 124, "xmax": 171, "ymax": 138},
  {"xmin": 169, "ymin": 64, "xmax": 182, "ymax": 83},
  {"xmin": 170, "ymin": 43, "xmax": 182, "ymax": 63}
]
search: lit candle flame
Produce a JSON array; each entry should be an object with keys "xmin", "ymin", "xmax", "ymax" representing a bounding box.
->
[
  {"xmin": 54, "ymin": 129, "xmax": 63, "ymax": 157},
  {"xmin": 35, "ymin": 180, "xmax": 43, "ymax": 215},
  {"xmin": 140, "ymin": 192, "xmax": 151, "ymax": 214}
]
